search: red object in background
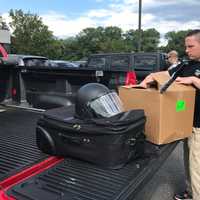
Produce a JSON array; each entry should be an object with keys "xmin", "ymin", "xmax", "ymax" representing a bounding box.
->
[
  {"xmin": 125, "ymin": 71, "xmax": 137, "ymax": 85},
  {"xmin": 0, "ymin": 44, "xmax": 8, "ymax": 59}
]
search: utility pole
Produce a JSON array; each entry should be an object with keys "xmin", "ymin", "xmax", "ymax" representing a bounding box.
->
[{"xmin": 138, "ymin": 0, "xmax": 142, "ymax": 52}]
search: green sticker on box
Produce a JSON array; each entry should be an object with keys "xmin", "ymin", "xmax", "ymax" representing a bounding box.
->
[{"xmin": 176, "ymin": 100, "xmax": 186, "ymax": 112}]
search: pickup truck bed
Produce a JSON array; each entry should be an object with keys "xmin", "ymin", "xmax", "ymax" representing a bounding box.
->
[
  {"xmin": 0, "ymin": 108, "xmax": 49, "ymax": 181},
  {"xmin": 6, "ymin": 144, "xmax": 176, "ymax": 200},
  {"xmin": 0, "ymin": 107, "xmax": 178, "ymax": 200}
]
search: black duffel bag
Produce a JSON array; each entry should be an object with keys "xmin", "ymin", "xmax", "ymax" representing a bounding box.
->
[{"xmin": 36, "ymin": 105, "xmax": 146, "ymax": 169}]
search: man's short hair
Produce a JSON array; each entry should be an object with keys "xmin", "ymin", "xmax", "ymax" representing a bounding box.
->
[
  {"xmin": 186, "ymin": 29, "xmax": 200, "ymax": 42},
  {"xmin": 168, "ymin": 50, "xmax": 178, "ymax": 57}
]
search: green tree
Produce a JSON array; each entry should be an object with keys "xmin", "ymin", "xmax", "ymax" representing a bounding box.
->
[
  {"xmin": 99, "ymin": 26, "xmax": 125, "ymax": 53},
  {"xmin": 76, "ymin": 27, "xmax": 101, "ymax": 57},
  {"xmin": 124, "ymin": 29, "xmax": 141, "ymax": 52},
  {"xmin": 9, "ymin": 9, "xmax": 60, "ymax": 58},
  {"xmin": 164, "ymin": 30, "xmax": 190, "ymax": 57},
  {"xmin": 75, "ymin": 26, "xmax": 125, "ymax": 58},
  {"xmin": 142, "ymin": 28, "xmax": 160, "ymax": 52},
  {"xmin": 62, "ymin": 27, "xmax": 162, "ymax": 60},
  {"xmin": 46, "ymin": 38, "xmax": 65, "ymax": 59},
  {"xmin": 124, "ymin": 28, "xmax": 160, "ymax": 52},
  {"xmin": 61, "ymin": 37, "xmax": 80, "ymax": 60}
]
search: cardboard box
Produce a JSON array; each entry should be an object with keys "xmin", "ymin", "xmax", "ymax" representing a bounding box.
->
[{"xmin": 119, "ymin": 72, "xmax": 195, "ymax": 144}]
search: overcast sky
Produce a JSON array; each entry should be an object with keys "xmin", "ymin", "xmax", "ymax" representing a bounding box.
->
[{"xmin": 1, "ymin": 0, "xmax": 200, "ymax": 44}]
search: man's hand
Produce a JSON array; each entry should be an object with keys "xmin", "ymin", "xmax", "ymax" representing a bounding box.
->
[
  {"xmin": 175, "ymin": 76, "xmax": 194, "ymax": 85},
  {"xmin": 176, "ymin": 76, "xmax": 200, "ymax": 89},
  {"xmin": 139, "ymin": 74, "xmax": 155, "ymax": 88}
]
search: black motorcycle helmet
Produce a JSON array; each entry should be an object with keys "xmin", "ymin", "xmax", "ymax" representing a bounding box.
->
[{"xmin": 75, "ymin": 83, "xmax": 124, "ymax": 119}]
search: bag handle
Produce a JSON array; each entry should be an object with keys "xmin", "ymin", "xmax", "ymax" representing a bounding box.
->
[{"xmin": 58, "ymin": 133, "xmax": 90, "ymax": 145}]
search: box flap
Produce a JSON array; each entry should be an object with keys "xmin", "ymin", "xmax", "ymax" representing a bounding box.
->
[
  {"xmin": 121, "ymin": 71, "xmax": 195, "ymax": 92},
  {"xmin": 151, "ymin": 72, "xmax": 170, "ymax": 85},
  {"xmin": 152, "ymin": 72, "xmax": 195, "ymax": 92},
  {"xmin": 121, "ymin": 72, "xmax": 169, "ymax": 90},
  {"xmin": 122, "ymin": 84, "xmax": 146, "ymax": 89}
]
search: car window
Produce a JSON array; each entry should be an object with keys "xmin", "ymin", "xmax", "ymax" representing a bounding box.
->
[
  {"xmin": 88, "ymin": 57, "xmax": 106, "ymax": 68},
  {"xmin": 50, "ymin": 60, "xmax": 79, "ymax": 68},
  {"xmin": 111, "ymin": 55, "xmax": 130, "ymax": 71},
  {"xmin": 134, "ymin": 55, "xmax": 157, "ymax": 70},
  {"xmin": 24, "ymin": 58, "xmax": 50, "ymax": 67}
]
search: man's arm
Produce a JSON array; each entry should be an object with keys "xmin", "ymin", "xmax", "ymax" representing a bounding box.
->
[
  {"xmin": 176, "ymin": 76, "xmax": 200, "ymax": 89},
  {"xmin": 139, "ymin": 71, "xmax": 169, "ymax": 88}
]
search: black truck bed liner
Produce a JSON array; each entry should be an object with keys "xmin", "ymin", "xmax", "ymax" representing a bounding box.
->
[
  {"xmin": 0, "ymin": 108, "xmax": 49, "ymax": 181},
  {"xmin": 6, "ymin": 142, "xmax": 177, "ymax": 200},
  {"xmin": 0, "ymin": 107, "xmax": 178, "ymax": 200}
]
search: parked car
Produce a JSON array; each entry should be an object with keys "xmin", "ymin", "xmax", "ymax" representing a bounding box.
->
[
  {"xmin": 50, "ymin": 60, "xmax": 79, "ymax": 68},
  {"xmin": 72, "ymin": 60, "xmax": 87, "ymax": 67},
  {"xmin": 0, "ymin": 52, "xmax": 168, "ymax": 109},
  {"xmin": 2, "ymin": 54, "xmax": 50, "ymax": 67},
  {"xmin": 86, "ymin": 52, "xmax": 168, "ymax": 82}
]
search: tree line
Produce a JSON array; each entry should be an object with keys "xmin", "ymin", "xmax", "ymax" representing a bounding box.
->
[{"xmin": 0, "ymin": 9, "xmax": 191, "ymax": 60}]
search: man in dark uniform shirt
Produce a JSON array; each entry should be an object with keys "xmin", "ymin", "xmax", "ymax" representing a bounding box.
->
[
  {"xmin": 140, "ymin": 29, "xmax": 200, "ymax": 200},
  {"xmin": 169, "ymin": 60, "xmax": 200, "ymax": 128}
]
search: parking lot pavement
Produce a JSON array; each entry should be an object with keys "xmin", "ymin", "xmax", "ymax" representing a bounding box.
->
[{"xmin": 135, "ymin": 141, "xmax": 186, "ymax": 200}]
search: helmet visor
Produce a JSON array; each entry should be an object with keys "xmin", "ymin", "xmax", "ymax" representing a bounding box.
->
[{"xmin": 89, "ymin": 92, "xmax": 124, "ymax": 118}]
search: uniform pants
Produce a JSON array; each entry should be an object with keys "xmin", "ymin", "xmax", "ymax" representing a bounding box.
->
[{"xmin": 185, "ymin": 127, "xmax": 200, "ymax": 200}]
